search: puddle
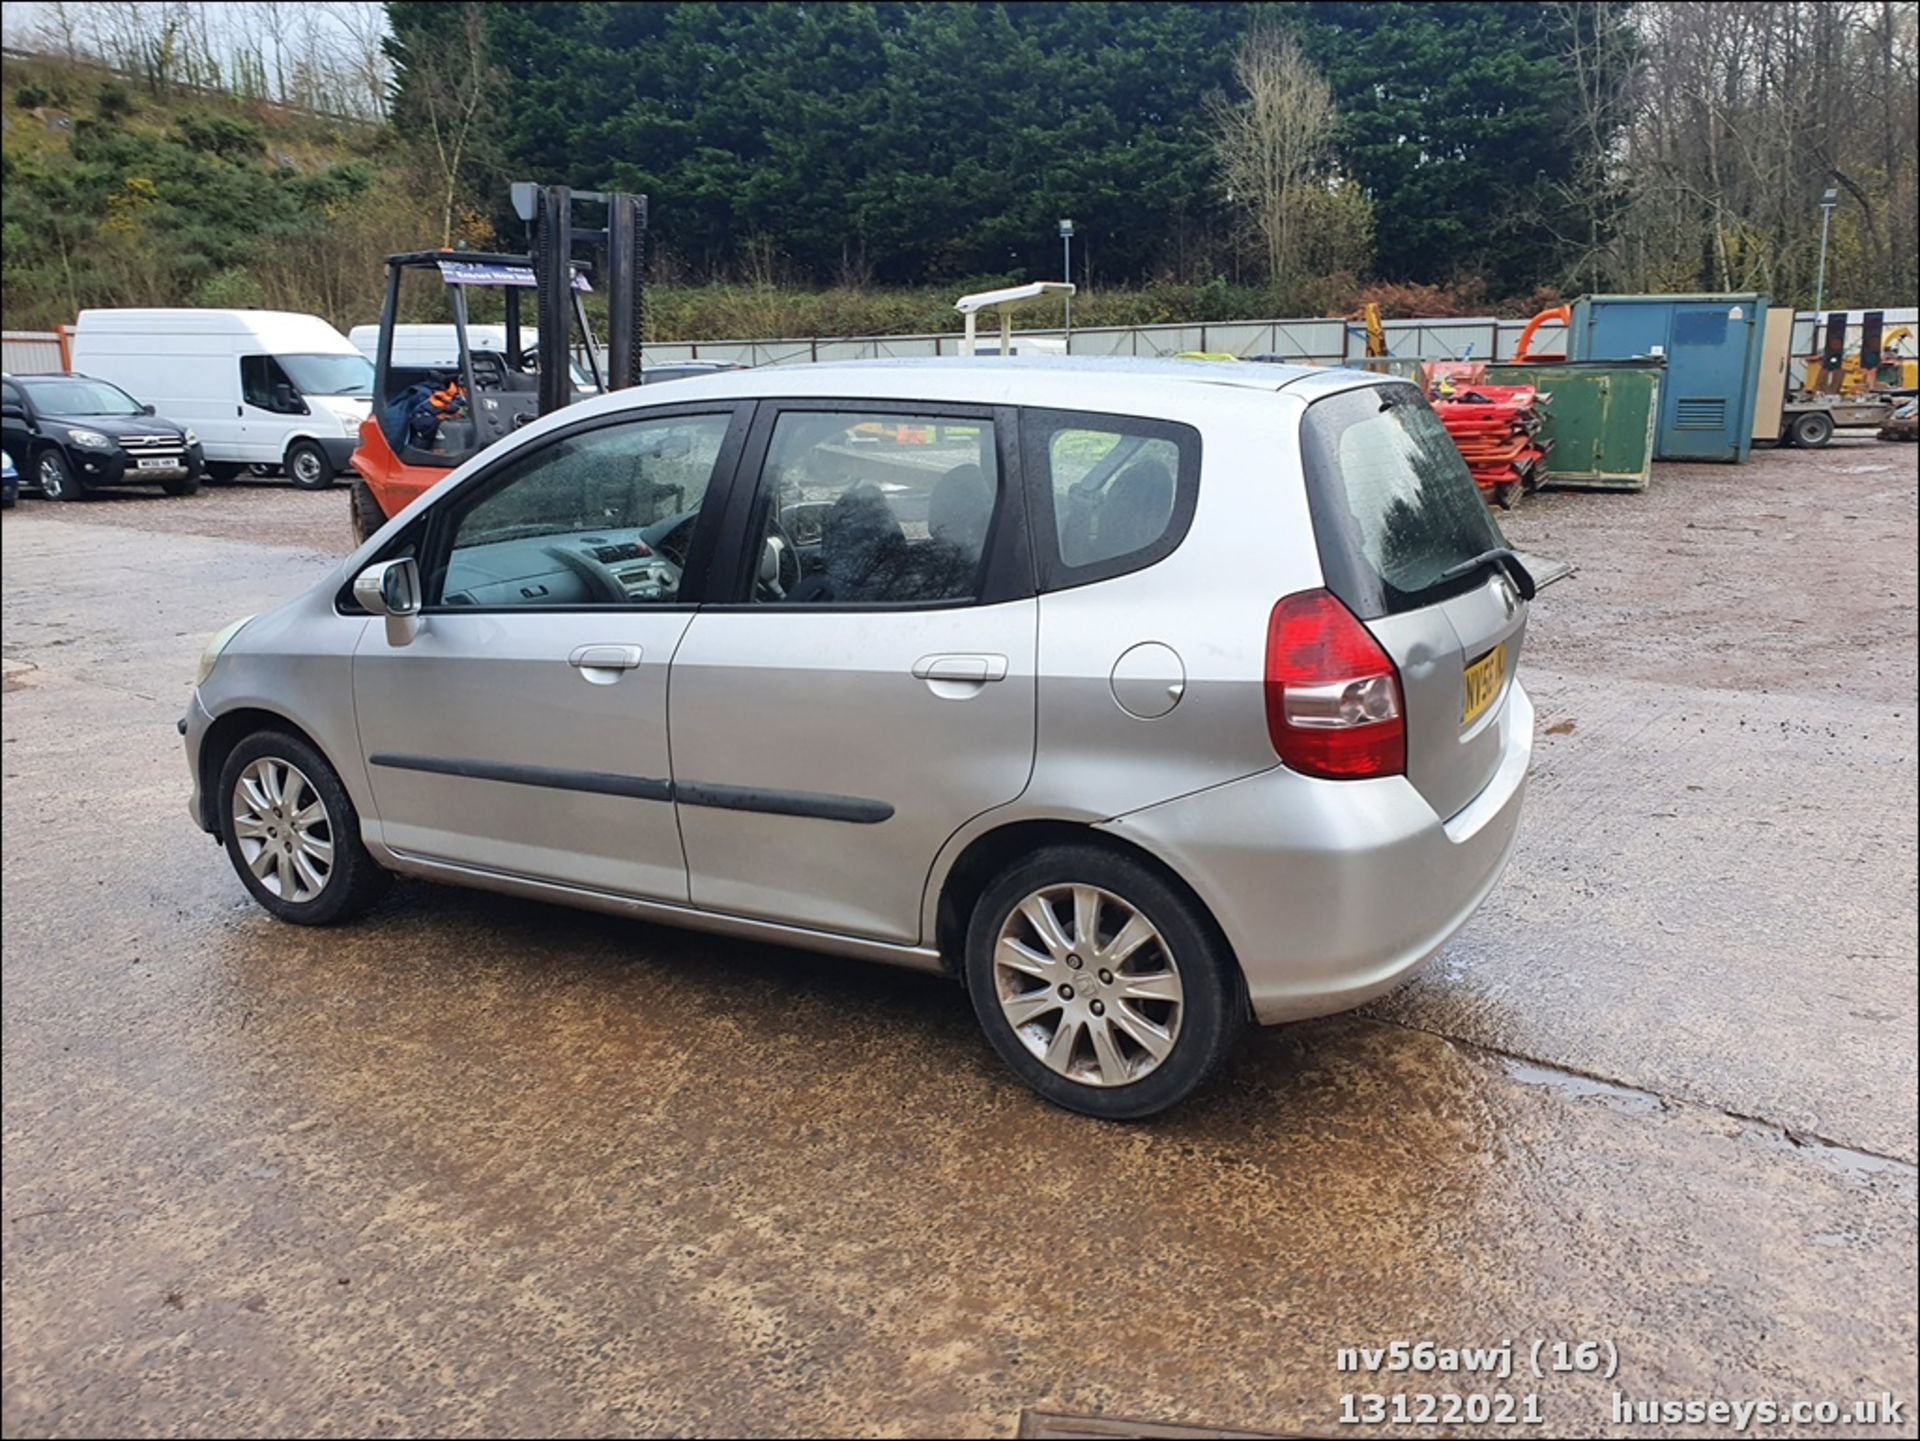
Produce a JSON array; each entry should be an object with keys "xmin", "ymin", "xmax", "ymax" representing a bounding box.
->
[{"xmin": 1502, "ymin": 1059, "xmax": 1665, "ymax": 1115}]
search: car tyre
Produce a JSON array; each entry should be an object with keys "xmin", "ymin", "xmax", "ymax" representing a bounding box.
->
[
  {"xmin": 349, "ymin": 479, "xmax": 387, "ymax": 547},
  {"xmin": 285, "ymin": 439, "xmax": 335, "ymax": 491},
  {"xmin": 218, "ymin": 729, "xmax": 391, "ymax": 925},
  {"xmin": 1789, "ymin": 411, "xmax": 1834, "ymax": 448},
  {"xmin": 203, "ymin": 463, "xmax": 242, "ymax": 484},
  {"xmin": 964, "ymin": 843, "xmax": 1244, "ymax": 1119},
  {"xmin": 161, "ymin": 474, "xmax": 202, "ymax": 497},
  {"xmin": 35, "ymin": 449, "xmax": 86, "ymax": 501}
]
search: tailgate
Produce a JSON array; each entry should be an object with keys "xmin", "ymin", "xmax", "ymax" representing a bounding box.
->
[
  {"xmin": 1369, "ymin": 574, "xmax": 1527, "ymax": 818},
  {"xmin": 1299, "ymin": 379, "xmax": 1529, "ymax": 819}
]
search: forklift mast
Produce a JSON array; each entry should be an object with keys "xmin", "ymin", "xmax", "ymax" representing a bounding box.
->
[{"xmin": 525, "ymin": 182, "xmax": 649, "ymax": 414}]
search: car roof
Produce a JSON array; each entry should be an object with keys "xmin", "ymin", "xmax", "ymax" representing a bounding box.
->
[{"xmin": 600, "ymin": 355, "xmax": 1382, "ymax": 409}]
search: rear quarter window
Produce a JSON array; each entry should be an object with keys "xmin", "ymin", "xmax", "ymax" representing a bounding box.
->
[
  {"xmin": 1300, "ymin": 382, "xmax": 1505, "ymax": 619},
  {"xmin": 1022, "ymin": 408, "xmax": 1201, "ymax": 589}
]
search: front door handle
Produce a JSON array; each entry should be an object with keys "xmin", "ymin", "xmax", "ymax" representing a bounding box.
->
[
  {"xmin": 912, "ymin": 654, "xmax": 1009, "ymax": 683},
  {"xmin": 569, "ymin": 644, "xmax": 643, "ymax": 671}
]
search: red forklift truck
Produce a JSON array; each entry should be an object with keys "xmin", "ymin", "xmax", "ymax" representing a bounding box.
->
[{"xmin": 348, "ymin": 184, "xmax": 648, "ymax": 543}]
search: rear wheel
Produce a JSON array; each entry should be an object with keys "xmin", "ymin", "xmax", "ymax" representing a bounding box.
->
[
  {"xmin": 161, "ymin": 474, "xmax": 202, "ymax": 497},
  {"xmin": 36, "ymin": 449, "xmax": 84, "ymax": 501},
  {"xmin": 349, "ymin": 479, "xmax": 388, "ymax": 546},
  {"xmin": 285, "ymin": 439, "xmax": 335, "ymax": 491},
  {"xmin": 218, "ymin": 730, "xmax": 391, "ymax": 925},
  {"xmin": 1789, "ymin": 410, "xmax": 1834, "ymax": 448},
  {"xmin": 964, "ymin": 844, "xmax": 1244, "ymax": 1119}
]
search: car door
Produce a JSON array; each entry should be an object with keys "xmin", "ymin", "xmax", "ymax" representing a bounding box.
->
[
  {"xmin": 352, "ymin": 404, "xmax": 751, "ymax": 900},
  {"xmin": 668, "ymin": 401, "xmax": 1037, "ymax": 943}
]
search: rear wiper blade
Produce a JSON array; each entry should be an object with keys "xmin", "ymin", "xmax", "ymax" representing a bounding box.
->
[{"xmin": 1434, "ymin": 546, "xmax": 1537, "ymax": 601}]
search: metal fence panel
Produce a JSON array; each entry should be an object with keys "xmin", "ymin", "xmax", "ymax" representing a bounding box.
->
[
  {"xmin": 2, "ymin": 331, "xmax": 67, "ymax": 375},
  {"xmin": 1381, "ymin": 319, "xmax": 1497, "ymax": 360},
  {"xmin": 1061, "ymin": 328, "xmax": 1133, "ymax": 356},
  {"xmin": 630, "ymin": 304, "xmax": 1911, "ymax": 377},
  {"xmin": 1494, "ymin": 322, "xmax": 1568, "ymax": 359},
  {"xmin": 1264, "ymin": 319, "xmax": 1347, "ymax": 361}
]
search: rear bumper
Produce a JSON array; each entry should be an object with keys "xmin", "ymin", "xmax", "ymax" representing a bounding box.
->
[{"xmin": 1099, "ymin": 683, "xmax": 1533, "ymax": 1025}]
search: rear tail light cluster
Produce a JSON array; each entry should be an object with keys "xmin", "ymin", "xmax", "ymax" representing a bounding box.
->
[{"xmin": 1265, "ymin": 589, "xmax": 1406, "ymax": 779}]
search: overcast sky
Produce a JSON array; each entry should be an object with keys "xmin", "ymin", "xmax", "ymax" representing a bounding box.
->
[{"xmin": 2, "ymin": 2, "xmax": 388, "ymax": 69}]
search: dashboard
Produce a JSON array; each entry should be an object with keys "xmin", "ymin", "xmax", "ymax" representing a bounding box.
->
[{"xmin": 441, "ymin": 514, "xmax": 696, "ymax": 607}]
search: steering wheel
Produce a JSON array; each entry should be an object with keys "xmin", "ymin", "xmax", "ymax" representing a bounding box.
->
[
  {"xmin": 542, "ymin": 543, "xmax": 631, "ymax": 604},
  {"xmin": 756, "ymin": 519, "xmax": 803, "ymax": 600}
]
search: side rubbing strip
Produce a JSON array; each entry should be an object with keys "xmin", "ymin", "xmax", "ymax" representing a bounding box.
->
[
  {"xmin": 369, "ymin": 754, "xmax": 672, "ymax": 803},
  {"xmin": 676, "ymin": 782, "xmax": 893, "ymax": 824}
]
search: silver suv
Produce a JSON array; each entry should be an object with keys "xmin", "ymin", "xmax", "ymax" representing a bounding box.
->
[{"xmin": 184, "ymin": 359, "xmax": 1533, "ymax": 1118}]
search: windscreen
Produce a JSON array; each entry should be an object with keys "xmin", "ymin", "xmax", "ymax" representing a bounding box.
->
[
  {"xmin": 1300, "ymin": 382, "xmax": 1505, "ymax": 618},
  {"xmin": 23, "ymin": 378, "xmax": 143, "ymax": 416},
  {"xmin": 280, "ymin": 352, "xmax": 374, "ymax": 396}
]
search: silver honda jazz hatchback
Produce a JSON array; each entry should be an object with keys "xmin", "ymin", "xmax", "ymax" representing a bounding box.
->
[{"xmin": 184, "ymin": 358, "xmax": 1533, "ymax": 1118}]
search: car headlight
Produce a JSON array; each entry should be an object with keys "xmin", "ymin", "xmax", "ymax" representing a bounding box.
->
[
  {"xmin": 195, "ymin": 616, "xmax": 254, "ymax": 687},
  {"xmin": 184, "ymin": 429, "xmax": 199, "ymax": 446},
  {"xmin": 68, "ymin": 429, "xmax": 111, "ymax": 448}
]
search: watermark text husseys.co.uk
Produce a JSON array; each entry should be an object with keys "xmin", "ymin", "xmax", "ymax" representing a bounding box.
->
[{"xmin": 1612, "ymin": 1391, "xmax": 1905, "ymax": 1431}]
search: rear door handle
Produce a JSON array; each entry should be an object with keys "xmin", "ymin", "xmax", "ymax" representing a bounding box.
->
[
  {"xmin": 912, "ymin": 653, "xmax": 1009, "ymax": 683},
  {"xmin": 569, "ymin": 644, "xmax": 643, "ymax": 671}
]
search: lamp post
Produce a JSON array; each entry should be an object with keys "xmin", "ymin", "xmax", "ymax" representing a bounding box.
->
[
  {"xmin": 1059, "ymin": 218, "xmax": 1074, "ymax": 350},
  {"xmin": 1814, "ymin": 187, "xmax": 1838, "ymax": 316}
]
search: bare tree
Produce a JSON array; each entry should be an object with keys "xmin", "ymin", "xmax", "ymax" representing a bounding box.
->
[
  {"xmin": 397, "ymin": 3, "xmax": 503, "ymax": 248},
  {"xmin": 1600, "ymin": 0, "xmax": 1918, "ymax": 305},
  {"xmin": 329, "ymin": 2, "xmax": 394, "ymax": 121},
  {"xmin": 1208, "ymin": 22, "xmax": 1347, "ymax": 298}
]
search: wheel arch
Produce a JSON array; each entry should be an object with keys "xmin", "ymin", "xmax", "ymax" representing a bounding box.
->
[
  {"xmin": 197, "ymin": 706, "xmax": 342, "ymax": 837},
  {"xmin": 930, "ymin": 817, "xmax": 1245, "ymax": 1004}
]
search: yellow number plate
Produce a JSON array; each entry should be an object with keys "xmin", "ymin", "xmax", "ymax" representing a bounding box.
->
[{"xmin": 1462, "ymin": 643, "xmax": 1508, "ymax": 727}]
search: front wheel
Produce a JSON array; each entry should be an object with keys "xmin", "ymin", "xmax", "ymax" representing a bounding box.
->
[
  {"xmin": 349, "ymin": 479, "xmax": 388, "ymax": 547},
  {"xmin": 161, "ymin": 474, "xmax": 202, "ymax": 497},
  {"xmin": 203, "ymin": 463, "xmax": 242, "ymax": 484},
  {"xmin": 964, "ymin": 844, "xmax": 1244, "ymax": 1119},
  {"xmin": 36, "ymin": 449, "xmax": 85, "ymax": 501},
  {"xmin": 285, "ymin": 439, "xmax": 335, "ymax": 491},
  {"xmin": 218, "ymin": 730, "xmax": 391, "ymax": 925}
]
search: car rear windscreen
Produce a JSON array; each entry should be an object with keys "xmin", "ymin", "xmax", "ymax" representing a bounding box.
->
[{"xmin": 1299, "ymin": 382, "xmax": 1506, "ymax": 619}]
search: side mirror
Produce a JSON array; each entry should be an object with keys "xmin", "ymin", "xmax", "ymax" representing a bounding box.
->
[
  {"xmin": 1, "ymin": 403, "xmax": 25, "ymax": 421},
  {"xmin": 142, "ymin": 403, "xmax": 156, "ymax": 416},
  {"xmin": 274, "ymin": 382, "xmax": 304, "ymax": 414},
  {"xmin": 353, "ymin": 557, "xmax": 422, "ymax": 647}
]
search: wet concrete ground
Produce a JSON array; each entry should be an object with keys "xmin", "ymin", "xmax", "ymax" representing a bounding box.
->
[{"xmin": 3, "ymin": 445, "xmax": 1916, "ymax": 1437}]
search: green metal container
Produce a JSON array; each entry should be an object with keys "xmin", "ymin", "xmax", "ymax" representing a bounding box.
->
[{"xmin": 1484, "ymin": 359, "xmax": 1663, "ymax": 491}]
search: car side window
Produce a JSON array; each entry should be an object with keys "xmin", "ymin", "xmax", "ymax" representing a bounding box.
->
[
  {"xmin": 746, "ymin": 411, "xmax": 1002, "ymax": 606},
  {"xmin": 425, "ymin": 412, "xmax": 733, "ymax": 609},
  {"xmin": 241, "ymin": 355, "xmax": 295, "ymax": 411},
  {"xmin": 1023, "ymin": 409, "xmax": 1201, "ymax": 587}
]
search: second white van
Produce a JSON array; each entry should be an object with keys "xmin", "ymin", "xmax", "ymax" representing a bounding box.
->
[{"xmin": 71, "ymin": 309, "xmax": 373, "ymax": 489}]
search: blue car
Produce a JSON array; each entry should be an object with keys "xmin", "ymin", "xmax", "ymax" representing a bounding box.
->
[{"xmin": 2, "ymin": 450, "xmax": 17, "ymax": 508}]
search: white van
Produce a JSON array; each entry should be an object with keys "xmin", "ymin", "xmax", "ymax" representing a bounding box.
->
[{"xmin": 71, "ymin": 309, "xmax": 373, "ymax": 489}]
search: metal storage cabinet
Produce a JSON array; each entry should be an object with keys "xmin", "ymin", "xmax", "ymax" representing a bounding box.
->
[
  {"xmin": 1485, "ymin": 359, "xmax": 1663, "ymax": 490},
  {"xmin": 1570, "ymin": 294, "xmax": 1766, "ymax": 463}
]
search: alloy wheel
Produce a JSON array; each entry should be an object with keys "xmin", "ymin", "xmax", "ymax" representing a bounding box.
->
[
  {"xmin": 993, "ymin": 883, "xmax": 1184, "ymax": 1087},
  {"xmin": 231, "ymin": 756, "xmax": 333, "ymax": 903}
]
